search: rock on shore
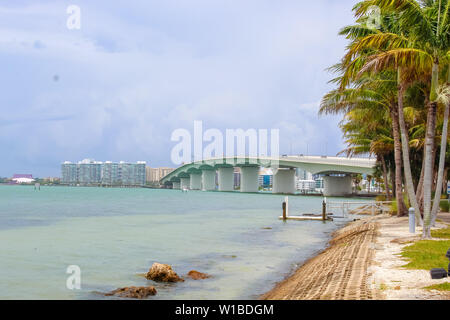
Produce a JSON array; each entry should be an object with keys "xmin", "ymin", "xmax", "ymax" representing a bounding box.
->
[
  {"xmin": 146, "ymin": 262, "xmax": 184, "ymax": 282},
  {"xmin": 105, "ymin": 286, "xmax": 157, "ymax": 299},
  {"xmin": 187, "ymin": 270, "xmax": 211, "ymax": 280}
]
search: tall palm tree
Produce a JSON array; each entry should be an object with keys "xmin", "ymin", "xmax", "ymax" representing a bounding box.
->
[
  {"xmin": 324, "ymin": 12, "xmax": 411, "ymax": 214},
  {"xmin": 353, "ymin": 0, "xmax": 449, "ymax": 237},
  {"xmin": 320, "ymin": 73, "xmax": 408, "ymax": 214}
]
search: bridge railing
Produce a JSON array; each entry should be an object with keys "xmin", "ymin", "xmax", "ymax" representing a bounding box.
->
[{"xmin": 327, "ymin": 201, "xmax": 394, "ymax": 218}]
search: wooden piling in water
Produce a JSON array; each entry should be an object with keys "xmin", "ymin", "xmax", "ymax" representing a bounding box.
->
[
  {"xmin": 322, "ymin": 199, "xmax": 326, "ymax": 221},
  {"xmin": 282, "ymin": 202, "xmax": 287, "ymax": 221}
]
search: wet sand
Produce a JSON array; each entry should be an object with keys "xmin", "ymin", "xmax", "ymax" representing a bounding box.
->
[{"xmin": 262, "ymin": 218, "xmax": 380, "ymax": 300}]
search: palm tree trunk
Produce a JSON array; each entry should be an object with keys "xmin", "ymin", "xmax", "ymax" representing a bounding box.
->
[
  {"xmin": 397, "ymin": 79, "xmax": 422, "ymax": 224},
  {"xmin": 390, "ymin": 165, "xmax": 395, "ymax": 197},
  {"xmin": 431, "ymin": 73, "xmax": 450, "ymax": 225},
  {"xmin": 380, "ymin": 155, "xmax": 391, "ymax": 199},
  {"xmin": 431, "ymin": 143, "xmax": 438, "ymax": 193},
  {"xmin": 443, "ymin": 167, "xmax": 448, "ymax": 194},
  {"xmin": 423, "ymin": 100, "xmax": 437, "ymax": 238},
  {"xmin": 390, "ymin": 104, "xmax": 408, "ymax": 216},
  {"xmin": 423, "ymin": 60, "xmax": 440, "ymax": 238},
  {"xmin": 416, "ymin": 152, "xmax": 425, "ymax": 212}
]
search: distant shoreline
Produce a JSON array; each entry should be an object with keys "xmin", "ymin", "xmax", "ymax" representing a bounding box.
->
[{"xmin": 0, "ymin": 183, "xmax": 380, "ymax": 198}]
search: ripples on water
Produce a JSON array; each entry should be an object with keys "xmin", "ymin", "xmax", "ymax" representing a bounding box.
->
[{"xmin": 0, "ymin": 185, "xmax": 369, "ymax": 299}]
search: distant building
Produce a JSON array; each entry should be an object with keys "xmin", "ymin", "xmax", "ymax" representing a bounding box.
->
[
  {"xmin": 295, "ymin": 169, "xmax": 315, "ymax": 192},
  {"xmin": 296, "ymin": 168, "xmax": 313, "ymax": 181},
  {"xmin": 61, "ymin": 160, "xmax": 146, "ymax": 186},
  {"xmin": 234, "ymin": 167, "xmax": 241, "ymax": 188},
  {"xmin": 11, "ymin": 174, "xmax": 35, "ymax": 184},
  {"xmin": 61, "ymin": 161, "xmax": 78, "ymax": 184},
  {"xmin": 296, "ymin": 179, "xmax": 316, "ymax": 192},
  {"xmin": 315, "ymin": 177, "xmax": 324, "ymax": 190},
  {"xmin": 258, "ymin": 168, "xmax": 273, "ymax": 188},
  {"xmin": 145, "ymin": 167, "xmax": 175, "ymax": 183}
]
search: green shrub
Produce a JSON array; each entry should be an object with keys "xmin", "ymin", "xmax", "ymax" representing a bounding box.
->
[
  {"xmin": 375, "ymin": 195, "xmax": 386, "ymax": 202},
  {"xmin": 390, "ymin": 194, "xmax": 410, "ymax": 215},
  {"xmin": 439, "ymin": 200, "xmax": 449, "ymax": 213}
]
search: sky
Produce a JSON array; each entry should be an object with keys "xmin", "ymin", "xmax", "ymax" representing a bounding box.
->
[{"xmin": 0, "ymin": 0, "xmax": 359, "ymax": 177}]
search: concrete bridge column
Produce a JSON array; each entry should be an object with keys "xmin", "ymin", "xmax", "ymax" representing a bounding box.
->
[
  {"xmin": 201, "ymin": 170, "xmax": 216, "ymax": 191},
  {"xmin": 240, "ymin": 166, "xmax": 259, "ymax": 193},
  {"xmin": 190, "ymin": 173, "xmax": 202, "ymax": 190},
  {"xmin": 218, "ymin": 167, "xmax": 234, "ymax": 191},
  {"xmin": 172, "ymin": 181, "xmax": 180, "ymax": 190},
  {"xmin": 272, "ymin": 168, "xmax": 296, "ymax": 194},
  {"xmin": 180, "ymin": 177, "xmax": 190, "ymax": 190},
  {"xmin": 323, "ymin": 175, "xmax": 352, "ymax": 196}
]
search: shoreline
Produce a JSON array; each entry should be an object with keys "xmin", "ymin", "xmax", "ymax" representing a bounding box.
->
[
  {"xmin": 0, "ymin": 184, "xmax": 380, "ymax": 198},
  {"xmin": 261, "ymin": 213, "xmax": 450, "ymax": 300},
  {"xmin": 261, "ymin": 216, "xmax": 380, "ymax": 300}
]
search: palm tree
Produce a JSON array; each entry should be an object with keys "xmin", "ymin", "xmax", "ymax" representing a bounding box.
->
[
  {"xmin": 321, "ymin": 71, "xmax": 409, "ymax": 215},
  {"xmin": 326, "ymin": 9, "xmax": 416, "ymax": 215},
  {"xmin": 353, "ymin": 0, "xmax": 449, "ymax": 237}
]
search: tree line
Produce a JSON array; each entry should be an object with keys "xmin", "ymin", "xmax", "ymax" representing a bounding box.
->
[{"xmin": 320, "ymin": 0, "xmax": 450, "ymax": 238}]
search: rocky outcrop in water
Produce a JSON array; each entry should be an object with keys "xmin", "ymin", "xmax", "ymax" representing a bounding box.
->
[
  {"xmin": 145, "ymin": 262, "xmax": 184, "ymax": 282},
  {"xmin": 187, "ymin": 270, "xmax": 211, "ymax": 280},
  {"xmin": 105, "ymin": 286, "xmax": 157, "ymax": 299}
]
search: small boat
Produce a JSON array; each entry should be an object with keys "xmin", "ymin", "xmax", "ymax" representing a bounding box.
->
[{"xmin": 181, "ymin": 187, "xmax": 189, "ymax": 192}]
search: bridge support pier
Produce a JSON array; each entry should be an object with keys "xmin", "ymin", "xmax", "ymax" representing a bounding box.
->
[
  {"xmin": 323, "ymin": 175, "xmax": 352, "ymax": 197},
  {"xmin": 172, "ymin": 181, "xmax": 180, "ymax": 190},
  {"xmin": 202, "ymin": 170, "xmax": 216, "ymax": 191},
  {"xmin": 272, "ymin": 168, "xmax": 296, "ymax": 194},
  {"xmin": 240, "ymin": 166, "xmax": 259, "ymax": 193},
  {"xmin": 180, "ymin": 177, "xmax": 190, "ymax": 190},
  {"xmin": 218, "ymin": 167, "xmax": 234, "ymax": 191},
  {"xmin": 190, "ymin": 173, "xmax": 202, "ymax": 190}
]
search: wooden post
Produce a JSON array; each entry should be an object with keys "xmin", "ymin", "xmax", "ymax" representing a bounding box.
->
[
  {"xmin": 322, "ymin": 199, "xmax": 326, "ymax": 221},
  {"xmin": 285, "ymin": 196, "xmax": 289, "ymax": 217},
  {"xmin": 282, "ymin": 202, "xmax": 287, "ymax": 220}
]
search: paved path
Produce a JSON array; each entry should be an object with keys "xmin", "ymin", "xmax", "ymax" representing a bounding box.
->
[{"xmin": 438, "ymin": 212, "xmax": 450, "ymax": 224}]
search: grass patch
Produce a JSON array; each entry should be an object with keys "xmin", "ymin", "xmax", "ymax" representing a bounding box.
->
[
  {"xmin": 425, "ymin": 282, "xmax": 450, "ymax": 291},
  {"xmin": 432, "ymin": 225, "xmax": 450, "ymax": 239},
  {"xmin": 401, "ymin": 240, "xmax": 450, "ymax": 270}
]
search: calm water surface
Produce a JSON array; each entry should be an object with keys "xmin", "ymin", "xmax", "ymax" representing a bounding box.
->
[{"xmin": 0, "ymin": 185, "xmax": 369, "ymax": 299}]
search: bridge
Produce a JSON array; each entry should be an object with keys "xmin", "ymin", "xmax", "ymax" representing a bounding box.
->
[{"xmin": 160, "ymin": 155, "xmax": 376, "ymax": 196}]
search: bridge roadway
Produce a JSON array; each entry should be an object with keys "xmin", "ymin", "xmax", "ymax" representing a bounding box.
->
[{"xmin": 160, "ymin": 155, "xmax": 375, "ymax": 196}]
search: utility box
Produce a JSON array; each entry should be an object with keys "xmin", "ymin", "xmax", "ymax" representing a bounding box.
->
[{"xmin": 430, "ymin": 268, "xmax": 448, "ymax": 279}]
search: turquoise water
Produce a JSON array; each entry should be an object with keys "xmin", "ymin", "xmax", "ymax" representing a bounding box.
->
[{"xmin": 0, "ymin": 185, "xmax": 367, "ymax": 300}]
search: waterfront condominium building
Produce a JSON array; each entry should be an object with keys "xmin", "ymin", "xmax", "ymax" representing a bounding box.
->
[
  {"xmin": 61, "ymin": 159, "xmax": 146, "ymax": 186},
  {"xmin": 61, "ymin": 162, "xmax": 78, "ymax": 183}
]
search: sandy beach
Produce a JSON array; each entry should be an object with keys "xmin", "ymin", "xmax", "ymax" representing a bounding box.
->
[{"xmin": 262, "ymin": 213, "xmax": 450, "ymax": 300}]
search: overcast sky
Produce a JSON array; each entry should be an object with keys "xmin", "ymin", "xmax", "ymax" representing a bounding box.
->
[{"xmin": 0, "ymin": 0, "xmax": 358, "ymax": 177}]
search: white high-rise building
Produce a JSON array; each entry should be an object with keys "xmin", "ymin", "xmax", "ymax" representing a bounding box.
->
[
  {"xmin": 61, "ymin": 160, "xmax": 146, "ymax": 186},
  {"xmin": 296, "ymin": 168, "xmax": 315, "ymax": 192}
]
